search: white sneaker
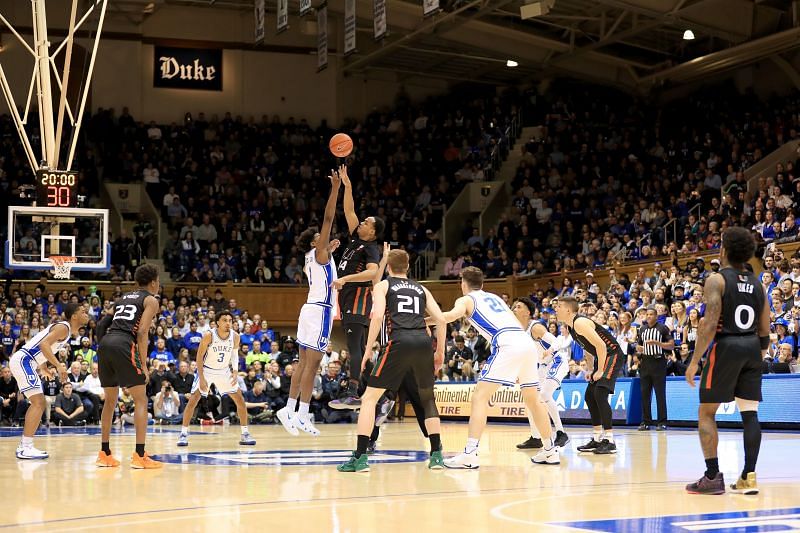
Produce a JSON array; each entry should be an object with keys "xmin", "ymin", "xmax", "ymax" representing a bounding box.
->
[
  {"xmin": 294, "ymin": 417, "xmax": 321, "ymax": 436},
  {"xmin": 16, "ymin": 445, "xmax": 49, "ymax": 460},
  {"xmin": 444, "ymin": 450, "xmax": 479, "ymax": 469},
  {"xmin": 531, "ymin": 447, "xmax": 560, "ymax": 465},
  {"xmin": 276, "ymin": 407, "xmax": 299, "ymax": 436}
]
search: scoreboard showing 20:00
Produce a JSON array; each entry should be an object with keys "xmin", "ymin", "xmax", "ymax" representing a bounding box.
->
[{"xmin": 35, "ymin": 169, "xmax": 79, "ymax": 208}]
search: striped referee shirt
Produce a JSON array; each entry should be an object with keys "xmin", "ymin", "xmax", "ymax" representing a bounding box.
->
[{"xmin": 637, "ymin": 322, "xmax": 673, "ymax": 359}]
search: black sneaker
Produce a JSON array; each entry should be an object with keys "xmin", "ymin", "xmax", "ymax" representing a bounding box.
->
[
  {"xmin": 516, "ymin": 437, "xmax": 543, "ymax": 449},
  {"xmin": 656, "ymin": 424, "xmax": 667, "ymax": 432},
  {"xmin": 329, "ymin": 396, "xmax": 362, "ymax": 410},
  {"xmin": 638, "ymin": 423, "xmax": 651, "ymax": 431},
  {"xmin": 577, "ymin": 438, "xmax": 601, "ymax": 453},
  {"xmin": 554, "ymin": 430, "xmax": 570, "ymax": 448},
  {"xmin": 593, "ymin": 439, "xmax": 617, "ymax": 455},
  {"xmin": 686, "ymin": 472, "xmax": 725, "ymax": 495}
]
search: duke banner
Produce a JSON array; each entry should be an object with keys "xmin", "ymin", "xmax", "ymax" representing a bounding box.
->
[
  {"xmin": 254, "ymin": 0, "xmax": 265, "ymax": 42},
  {"xmin": 317, "ymin": 5, "xmax": 328, "ymax": 71},
  {"xmin": 423, "ymin": 0, "xmax": 440, "ymax": 17},
  {"xmin": 344, "ymin": 0, "xmax": 357, "ymax": 56},
  {"xmin": 374, "ymin": 0, "xmax": 386, "ymax": 40},
  {"xmin": 277, "ymin": 0, "xmax": 288, "ymax": 33},
  {"xmin": 153, "ymin": 46, "xmax": 222, "ymax": 91},
  {"xmin": 299, "ymin": 0, "xmax": 312, "ymax": 16},
  {"xmin": 434, "ymin": 379, "xmax": 639, "ymax": 424}
]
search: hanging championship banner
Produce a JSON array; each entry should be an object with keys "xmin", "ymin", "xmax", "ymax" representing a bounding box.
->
[
  {"xmin": 255, "ymin": 0, "xmax": 266, "ymax": 42},
  {"xmin": 344, "ymin": 0, "xmax": 357, "ymax": 56},
  {"xmin": 423, "ymin": 0, "xmax": 440, "ymax": 17},
  {"xmin": 299, "ymin": 0, "xmax": 312, "ymax": 16},
  {"xmin": 277, "ymin": 0, "xmax": 288, "ymax": 33},
  {"xmin": 317, "ymin": 5, "xmax": 328, "ymax": 71},
  {"xmin": 374, "ymin": 0, "xmax": 387, "ymax": 41}
]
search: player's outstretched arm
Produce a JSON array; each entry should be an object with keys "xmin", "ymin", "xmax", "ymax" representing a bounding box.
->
[
  {"xmin": 423, "ymin": 287, "xmax": 447, "ymax": 372},
  {"xmin": 363, "ymin": 280, "xmax": 388, "ymax": 373},
  {"xmin": 372, "ymin": 242, "xmax": 390, "ymax": 286},
  {"xmin": 138, "ymin": 296, "xmax": 160, "ymax": 383},
  {"xmin": 340, "ymin": 165, "xmax": 359, "ymax": 233},
  {"xmin": 441, "ymin": 296, "xmax": 471, "ymax": 324},
  {"xmin": 573, "ymin": 317, "xmax": 607, "ymax": 381},
  {"xmin": 316, "ymin": 169, "xmax": 342, "ymax": 264}
]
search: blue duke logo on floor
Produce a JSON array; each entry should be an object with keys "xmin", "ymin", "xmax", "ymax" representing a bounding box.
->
[
  {"xmin": 152, "ymin": 450, "xmax": 429, "ymax": 467},
  {"xmin": 558, "ymin": 508, "xmax": 800, "ymax": 532}
]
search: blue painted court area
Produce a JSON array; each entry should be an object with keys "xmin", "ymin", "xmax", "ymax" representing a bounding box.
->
[
  {"xmin": 557, "ymin": 507, "xmax": 800, "ymax": 532},
  {"xmin": 152, "ymin": 449, "xmax": 430, "ymax": 467},
  {"xmin": 0, "ymin": 425, "xmax": 187, "ymax": 437}
]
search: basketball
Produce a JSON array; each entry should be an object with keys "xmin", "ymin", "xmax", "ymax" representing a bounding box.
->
[{"xmin": 329, "ymin": 133, "xmax": 353, "ymax": 157}]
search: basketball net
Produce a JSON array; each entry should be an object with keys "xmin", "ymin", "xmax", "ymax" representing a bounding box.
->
[{"xmin": 48, "ymin": 256, "xmax": 77, "ymax": 279}]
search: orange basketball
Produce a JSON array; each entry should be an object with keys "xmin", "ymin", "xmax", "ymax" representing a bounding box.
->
[{"xmin": 329, "ymin": 133, "xmax": 354, "ymax": 158}]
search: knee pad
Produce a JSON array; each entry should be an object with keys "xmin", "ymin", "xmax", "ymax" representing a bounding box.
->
[{"xmin": 418, "ymin": 387, "xmax": 438, "ymax": 419}]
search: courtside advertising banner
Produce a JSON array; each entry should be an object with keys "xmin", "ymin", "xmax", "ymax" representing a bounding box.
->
[
  {"xmin": 317, "ymin": 5, "xmax": 328, "ymax": 71},
  {"xmin": 344, "ymin": 0, "xmax": 357, "ymax": 56},
  {"xmin": 374, "ymin": 0, "xmax": 387, "ymax": 40}
]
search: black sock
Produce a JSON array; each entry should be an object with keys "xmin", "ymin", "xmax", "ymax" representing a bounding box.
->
[
  {"xmin": 135, "ymin": 443, "xmax": 145, "ymax": 457},
  {"xmin": 429, "ymin": 433, "xmax": 441, "ymax": 453},
  {"xmin": 101, "ymin": 442, "xmax": 111, "ymax": 455},
  {"xmin": 355, "ymin": 434, "xmax": 370, "ymax": 457},
  {"xmin": 741, "ymin": 411, "xmax": 761, "ymax": 479},
  {"xmin": 370, "ymin": 425, "xmax": 380, "ymax": 443},
  {"xmin": 705, "ymin": 457, "xmax": 719, "ymax": 479}
]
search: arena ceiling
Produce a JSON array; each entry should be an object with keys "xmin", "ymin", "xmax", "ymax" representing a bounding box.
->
[{"xmin": 112, "ymin": 0, "xmax": 800, "ymax": 90}]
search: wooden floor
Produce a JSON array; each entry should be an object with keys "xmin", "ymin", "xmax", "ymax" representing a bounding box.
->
[{"xmin": 1, "ymin": 421, "xmax": 798, "ymax": 532}]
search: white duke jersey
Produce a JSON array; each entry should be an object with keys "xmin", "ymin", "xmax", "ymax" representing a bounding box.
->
[
  {"xmin": 466, "ymin": 290, "xmax": 525, "ymax": 345},
  {"xmin": 304, "ymin": 250, "xmax": 338, "ymax": 307},
  {"xmin": 203, "ymin": 328, "xmax": 236, "ymax": 370},
  {"xmin": 20, "ymin": 321, "xmax": 72, "ymax": 365}
]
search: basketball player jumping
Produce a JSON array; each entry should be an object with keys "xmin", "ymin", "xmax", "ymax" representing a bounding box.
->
[
  {"xmin": 11, "ymin": 303, "xmax": 88, "ymax": 459},
  {"xmin": 554, "ymin": 296, "xmax": 625, "ymax": 456},
  {"xmin": 442, "ymin": 267, "xmax": 558, "ymax": 468},
  {"xmin": 96, "ymin": 264, "xmax": 162, "ymax": 469},
  {"xmin": 329, "ymin": 165, "xmax": 384, "ymax": 410},
  {"xmin": 338, "ymin": 249, "xmax": 447, "ymax": 472},
  {"xmin": 685, "ymin": 227, "xmax": 768, "ymax": 495},
  {"xmin": 276, "ymin": 167, "xmax": 341, "ymax": 436},
  {"xmin": 177, "ymin": 311, "xmax": 254, "ymax": 446},
  {"xmin": 511, "ymin": 298, "xmax": 570, "ymax": 449}
]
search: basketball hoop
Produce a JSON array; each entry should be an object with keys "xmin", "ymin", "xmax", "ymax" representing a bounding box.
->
[{"xmin": 48, "ymin": 256, "xmax": 77, "ymax": 279}]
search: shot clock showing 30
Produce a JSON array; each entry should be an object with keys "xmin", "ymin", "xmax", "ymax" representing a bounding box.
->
[{"xmin": 36, "ymin": 169, "xmax": 79, "ymax": 207}]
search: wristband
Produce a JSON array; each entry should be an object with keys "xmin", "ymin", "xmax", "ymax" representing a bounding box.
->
[{"xmin": 759, "ymin": 336, "xmax": 770, "ymax": 350}]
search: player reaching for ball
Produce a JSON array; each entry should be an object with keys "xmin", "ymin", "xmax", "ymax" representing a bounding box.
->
[
  {"xmin": 328, "ymin": 165, "xmax": 385, "ymax": 410},
  {"xmin": 275, "ymin": 167, "xmax": 341, "ymax": 436}
]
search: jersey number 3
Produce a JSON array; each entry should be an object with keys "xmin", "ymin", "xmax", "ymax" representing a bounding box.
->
[
  {"xmin": 113, "ymin": 304, "xmax": 137, "ymax": 321},
  {"xmin": 397, "ymin": 295, "xmax": 421, "ymax": 314}
]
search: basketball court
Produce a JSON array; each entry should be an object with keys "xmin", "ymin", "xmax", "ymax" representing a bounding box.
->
[{"xmin": 2, "ymin": 421, "xmax": 798, "ymax": 532}]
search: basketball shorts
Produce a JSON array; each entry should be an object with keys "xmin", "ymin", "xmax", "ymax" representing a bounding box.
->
[
  {"xmin": 539, "ymin": 355, "xmax": 569, "ymax": 388},
  {"xmin": 192, "ymin": 366, "xmax": 239, "ymax": 397},
  {"xmin": 590, "ymin": 348, "xmax": 625, "ymax": 393},
  {"xmin": 297, "ymin": 303, "xmax": 334, "ymax": 353},
  {"xmin": 10, "ymin": 351, "xmax": 43, "ymax": 398},
  {"xmin": 699, "ymin": 336, "xmax": 762, "ymax": 404},
  {"xmin": 480, "ymin": 331, "xmax": 540, "ymax": 389},
  {"xmin": 98, "ymin": 334, "xmax": 145, "ymax": 388},
  {"xmin": 369, "ymin": 333, "xmax": 435, "ymax": 391}
]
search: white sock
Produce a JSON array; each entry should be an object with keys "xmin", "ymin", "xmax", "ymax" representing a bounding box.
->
[
  {"xmin": 527, "ymin": 411, "xmax": 541, "ymax": 438},
  {"xmin": 180, "ymin": 426, "xmax": 188, "ymax": 435},
  {"xmin": 21, "ymin": 436, "xmax": 33, "ymax": 447},
  {"xmin": 298, "ymin": 402, "xmax": 310, "ymax": 418},
  {"xmin": 544, "ymin": 399, "xmax": 563, "ymax": 431},
  {"xmin": 241, "ymin": 425, "xmax": 249, "ymax": 435},
  {"xmin": 465, "ymin": 438, "xmax": 479, "ymax": 454},
  {"xmin": 605, "ymin": 431, "xmax": 614, "ymax": 443},
  {"xmin": 287, "ymin": 398, "xmax": 298, "ymax": 412},
  {"xmin": 593, "ymin": 429, "xmax": 602, "ymax": 441},
  {"xmin": 543, "ymin": 437, "xmax": 554, "ymax": 450}
]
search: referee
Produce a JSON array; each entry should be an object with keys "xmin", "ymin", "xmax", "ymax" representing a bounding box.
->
[{"xmin": 636, "ymin": 307, "xmax": 674, "ymax": 431}]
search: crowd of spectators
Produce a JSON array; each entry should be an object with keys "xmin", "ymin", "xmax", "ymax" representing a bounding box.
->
[{"xmin": 442, "ymin": 82, "xmax": 800, "ymax": 280}]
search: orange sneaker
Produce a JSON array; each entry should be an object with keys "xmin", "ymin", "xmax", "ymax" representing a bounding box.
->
[
  {"xmin": 95, "ymin": 451, "xmax": 121, "ymax": 468},
  {"xmin": 130, "ymin": 452, "xmax": 163, "ymax": 469}
]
